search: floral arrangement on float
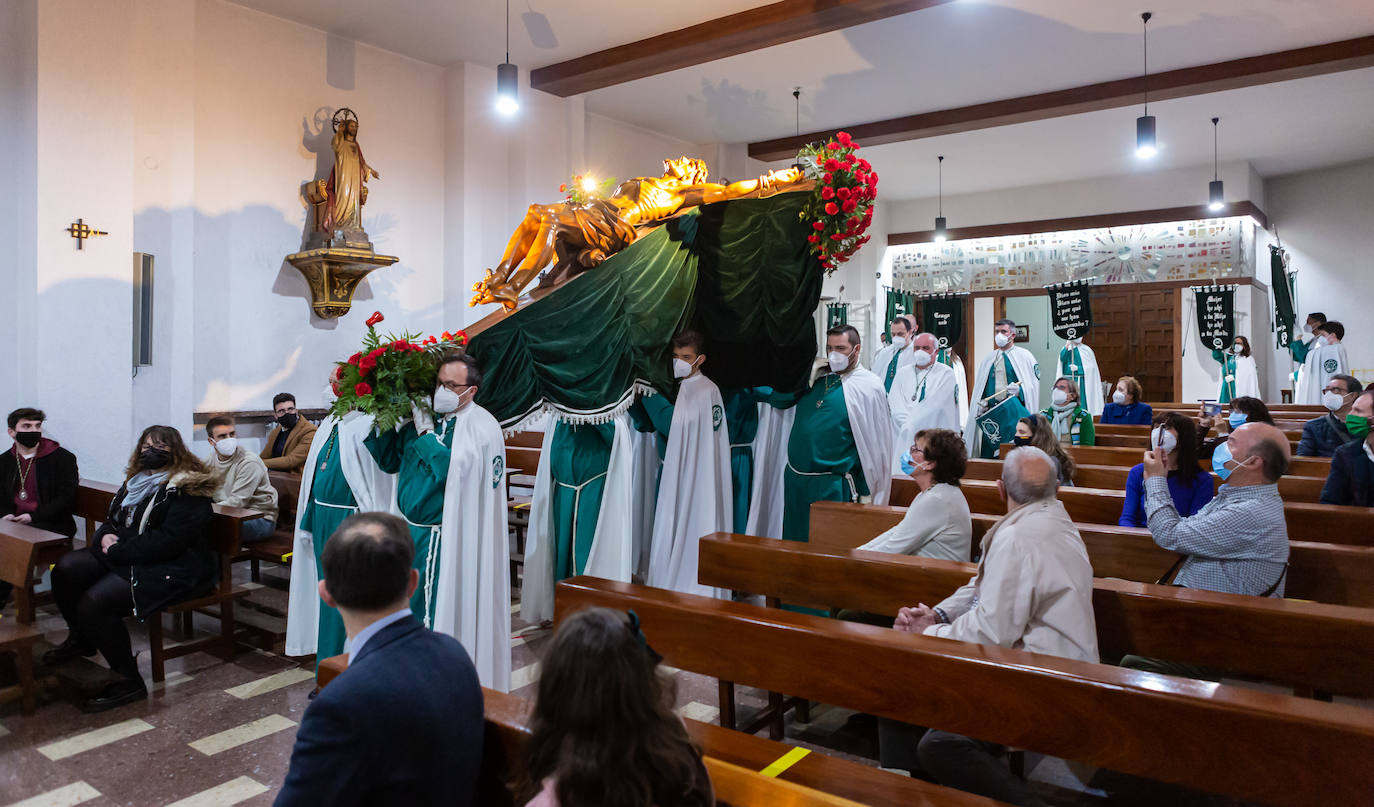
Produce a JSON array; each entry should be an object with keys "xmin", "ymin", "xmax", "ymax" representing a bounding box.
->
[
  {"xmin": 560, "ymin": 174, "xmax": 619, "ymax": 204},
  {"xmin": 797, "ymin": 131, "xmax": 878, "ymax": 275},
  {"xmin": 329, "ymin": 310, "xmax": 469, "ymax": 431}
]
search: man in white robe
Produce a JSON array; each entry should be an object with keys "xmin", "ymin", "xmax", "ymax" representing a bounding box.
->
[
  {"xmin": 889, "ymin": 332, "xmax": 962, "ymax": 467},
  {"xmin": 1056, "ymin": 338, "xmax": 1103, "ymax": 416},
  {"xmin": 964, "ymin": 318, "xmax": 1040, "ymax": 460},
  {"xmin": 873, "ymin": 315, "xmax": 918, "ymax": 395},
  {"xmin": 646, "ymin": 331, "xmax": 733, "ymax": 598},
  {"xmin": 1297, "ymin": 322, "xmax": 1350, "ymax": 405}
]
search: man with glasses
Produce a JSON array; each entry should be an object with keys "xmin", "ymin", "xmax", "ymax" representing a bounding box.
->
[
  {"xmin": 1298, "ymin": 374, "xmax": 1363, "ymax": 457},
  {"xmin": 262, "ymin": 393, "xmax": 318, "ymax": 473}
]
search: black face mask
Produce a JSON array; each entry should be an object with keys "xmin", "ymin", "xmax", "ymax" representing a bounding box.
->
[
  {"xmin": 140, "ymin": 447, "xmax": 171, "ymax": 469},
  {"xmin": 15, "ymin": 432, "xmax": 41, "ymax": 448},
  {"xmin": 1012, "ymin": 436, "xmax": 1032, "ymax": 447},
  {"xmin": 277, "ymin": 413, "xmax": 299, "ymax": 430}
]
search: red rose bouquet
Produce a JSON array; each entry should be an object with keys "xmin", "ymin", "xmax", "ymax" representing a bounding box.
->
[
  {"xmin": 797, "ymin": 131, "xmax": 878, "ymax": 274},
  {"xmin": 330, "ymin": 311, "xmax": 469, "ymax": 431}
]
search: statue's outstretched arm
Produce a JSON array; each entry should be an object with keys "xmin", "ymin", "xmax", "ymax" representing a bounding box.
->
[{"xmin": 697, "ymin": 167, "xmax": 803, "ymax": 204}]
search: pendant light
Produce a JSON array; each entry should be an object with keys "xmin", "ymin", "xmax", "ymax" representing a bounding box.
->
[
  {"xmin": 495, "ymin": 0, "xmax": 519, "ymax": 116},
  {"xmin": 933, "ymin": 155, "xmax": 947, "ymax": 243},
  {"xmin": 1135, "ymin": 12, "xmax": 1156, "ymax": 159},
  {"xmin": 1208, "ymin": 116, "xmax": 1226, "ymax": 212}
]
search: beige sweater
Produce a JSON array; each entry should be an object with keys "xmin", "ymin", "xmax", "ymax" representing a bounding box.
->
[{"xmin": 212, "ymin": 449, "xmax": 279, "ymax": 523}]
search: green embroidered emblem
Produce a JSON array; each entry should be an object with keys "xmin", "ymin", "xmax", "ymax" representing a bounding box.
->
[
  {"xmin": 711, "ymin": 404, "xmax": 723, "ymax": 431},
  {"xmin": 1324, "ymin": 358, "xmax": 1339, "ymax": 373},
  {"xmin": 492, "ymin": 455, "xmax": 505, "ymax": 489}
]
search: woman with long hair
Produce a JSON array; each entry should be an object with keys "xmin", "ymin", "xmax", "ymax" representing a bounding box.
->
[
  {"xmin": 44, "ymin": 425, "xmax": 216, "ymax": 712},
  {"xmin": 1213, "ymin": 335, "xmax": 1261, "ymax": 404},
  {"xmin": 520, "ymin": 607, "xmax": 713, "ymax": 807},
  {"xmin": 1014, "ymin": 414, "xmax": 1075, "ymax": 485},
  {"xmin": 1119, "ymin": 412, "xmax": 1214, "ymax": 526}
]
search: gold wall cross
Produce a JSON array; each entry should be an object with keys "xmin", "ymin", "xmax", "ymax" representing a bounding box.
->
[{"xmin": 66, "ymin": 218, "xmax": 108, "ymax": 249}]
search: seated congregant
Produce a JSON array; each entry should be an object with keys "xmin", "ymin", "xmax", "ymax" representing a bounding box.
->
[
  {"xmin": 261, "ymin": 392, "xmax": 318, "ymax": 473},
  {"xmin": 1041, "ymin": 377, "xmax": 1095, "ymax": 446},
  {"xmin": 1196, "ymin": 396, "xmax": 1273, "ymax": 460},
  {"xmin": 206, "ymin": 415, "xmax": 279, "ymax": 543},
  {"xmin": 1099, "ymin": 375, "xmax": 1153, "ymax": 425},
  {"xmin": 1, "ymin": 407, "xmax": 80, "ymax": 609},
  {"xmin": 1013, "ymin": 415, "xmax": 1074, "ymax": 486},
  {"xmin": 858, "ymin": 428, "xmax": 971, "ymax": 561},
  {"xmin": 1320, "ymin": 388, "xmax": 1374, "ymax": 506},
  {"xmin": 1119, "ymin": 413, "xmax": 1213, "ymax": 527},
  {"xmin": 44, "ymin": 426, "xmax": 216, "ymax": 712},
  {"xmin": 1298, "ymin": 374, "xmax": 1363, "ymax": 457},
  {"xmin": 276, "ymin": 512, "xmax": 484, "ymax": 807},
  {"xmin": 518, "ymin": 607, "xmax": 713, "ymax": 807},
  {"xmin": 887, "ymin": 447, "xmax": 1097, "ymax": 805}
]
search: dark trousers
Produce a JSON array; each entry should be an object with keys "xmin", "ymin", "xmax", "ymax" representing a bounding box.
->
[
  {"xmin": 918, "ymin": 730, "xmax": 1046, "ymax": 807},
  {"xmin": 51, "ymin": 547, "xmax": 140, "ymax": 680}
]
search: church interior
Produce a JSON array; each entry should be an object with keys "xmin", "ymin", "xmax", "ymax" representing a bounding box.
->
[{"xmin": 3, "ymin": 1, "xmax": 1374, "ymax": 805}]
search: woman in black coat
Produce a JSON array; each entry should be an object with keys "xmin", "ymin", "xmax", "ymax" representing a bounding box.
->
[{"xmin": 44, "ymin": 425, "xmax": 216, "ymax": 713}]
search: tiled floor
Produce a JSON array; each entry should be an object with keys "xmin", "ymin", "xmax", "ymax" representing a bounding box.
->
[{"xmin": 2, "ymin": 563, "xmax": 1270, "ymax": 806}]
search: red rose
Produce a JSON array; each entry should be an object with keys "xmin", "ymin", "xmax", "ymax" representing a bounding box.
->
[
  {"xmin": 858, "ymin": 158, "xmax": 872, "ymax": 171},
  {"xmin": 347, "ymin": 352, "xmax": 361, "ymax": 366},
  {"xmin": 358, "ymin": 357, "xmax": 377, "ymax": 375},
  {"xmin": 824, "ymin": 202, "xmax": 839, "ymax": 216},
  {"xmin": 365, "ymin": 311, "xmax": 384, "ymax": 327},
  {"xmin": 842, "ymin": 199, "xmax": 857, "ymax": 213},
  {"xmin": 867, "ymin": 173, "xmax": 879, "ymax": 187},
  {"xmin": 836, "ymin": 131, "xmax": 852, "ymax": 146},
  {"xmin": 824, "ymin": 158, "xmax": 841, "ymax": 172},
  {"xmin": 815, "ymin": 156, "xmax": 824, "ymax": 167},
  {"xmin": 830, "ymin": 233, "xmax": 844, "ymax": 241},
  {"xmin": 837, "ymin": 186, "xmax": 851, "ymax": 200},
  {"xmin": 821, "ymin": 186, "xmax": 835, "ymax": 200},
  {"xmin": 807, "ymin": 234, "xmax": 820, "ymax": 244},
  {"xmin": 354, "ymin": 382, "xmax": 373, "ymax": 397},
  {"xmin": 845, "ymin": 152, "xmax": 858, "ymax": 164},
  {"xmin": 559, "ymin": 183, "xmax": 566, "ymax": 193},
  {"xmin": 454, "ymin": 330, "xmax": 468, "ymax": 344},
  {"xmin": 812, "ymin": 221, "xmax": 825, "ymax": 232},
  {"xmin": 848, "ymin": 217, "xmax": 861, "ymax": 230},
  {"xmin": 821, "ymin": 172, "xmax": 833, "ymax": 183},
  {"xmin": 826, "ymin": 142, "xmax": 840, "ymax": 150}
]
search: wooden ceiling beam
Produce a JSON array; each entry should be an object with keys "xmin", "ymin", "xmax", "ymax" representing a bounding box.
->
[
  {"xmin": 750, "ymin": 35, "xmax": 1374, "ymax": 161},
  {"xmin": 886, "ymin": 201, "xmax": 1268, "ymax": 246},
  {"xmin": 529, "ymin": 0, "xmax": 954, "ymax": 97}
]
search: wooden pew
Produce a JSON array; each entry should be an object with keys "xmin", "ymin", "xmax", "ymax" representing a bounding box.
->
[
  {"xmin": 1149, "ymin": 401, "xmax": 1325, "ymax": 416},
  {"xmin": 315, "ymin": 656, "xmax": 996, "ymax": 806},
  {"xmin": 1094, "ymin": 431, "xmax": 1301, "ymax": 454},
  {"xmin": 76, "ymin": 480, "xmax": 263, "ymax": 682},
  {"xmin": 698, "ymin": 533, "xmax": 1374, "ymax": 699},
  {"xmin": 1097, "ymin": 423, "xmax": 1304, "ymax": 442},
  {"xmin": 998, "ymin": 443, "xmax": 1333, "ymax": 478},
  {"xmin": 504, "ymin": 430, "xmax": 543, "ymax": 477},
  {"xmin": 556, "ymin": 577, "xmax": 1374, "ymax": 807},
  {"xmin": 0, "ymin": 519, "xmax": 73, "ymax": 623},
  {"xmin": 236, "ymin": 471, "xmax": 300, "ymax": 582},
  {"xmin": 959, "ymin": 458, "xmax": 1327, "ymax": 503},
  {"xmin": 808, "ymin": 501, "xmax": 1374, "ymax": 608}
]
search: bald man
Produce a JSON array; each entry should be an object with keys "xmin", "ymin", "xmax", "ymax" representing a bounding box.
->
[
  {"xmin": 888, "ymin": 331, "xmax": 962, "ymax": 469},
  {"xmin": 1141, "ymin": 421, "xmax": 1290, "ymax": 597}
]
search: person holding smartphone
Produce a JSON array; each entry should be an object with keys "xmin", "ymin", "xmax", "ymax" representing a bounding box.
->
[{"xmin": 1197, "ymin": 396, "xmax": 1274, "ymax": 460}]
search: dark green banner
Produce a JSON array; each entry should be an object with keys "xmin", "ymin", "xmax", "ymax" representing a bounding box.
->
[
  {"xmin": 468, "ymin": 192, "xmax": 825, "ymax": 428},
  {"xmin": 1270, "ymin": 245, "xmax": 1296, "ymax": 349},
  {"xmin": 884, "ymin": 288, "xmax": 914, "ymax": 339},
  {"xmin": 920, "ymin": 294, "xmax": 964, "ymax": 349},
  {"xmin": 1193, "ymin": 285, "xmax": 1237, "ymax": 352},
  {"xmin": 827, "ymin": 302, "xmax": 849, "ymax": 330}
]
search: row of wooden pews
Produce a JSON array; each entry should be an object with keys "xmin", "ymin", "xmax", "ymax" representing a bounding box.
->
[
  {"xmin": 959, "ymin": 456, "xmax": 1327, "ymax": 502},
  {"xmin": 1002, "ymin": 443, "xmax": 1333, "ymax": 478}
]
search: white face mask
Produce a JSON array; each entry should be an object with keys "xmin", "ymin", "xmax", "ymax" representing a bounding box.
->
[
  {"xmin": 672, "ymin": 358, "xmax": 693, "ymax": 379},
  {"xmin": 913, "ymin": 349, "xmax": 933, "ymax": 368},
  {"xmin": 1065, "ymin": 339, "xmax": 1080, "ymax": 348},
  {"xmin": 827, "ymin": 350, "xmax": 850, "ymax": 372},
  {"xmin": 1112, "ymin": 390, "xmax": 1127, "ymax": 405},
  {"xmin": 1051, "ymin": 388, "xmax": 1069, "ymax": 406},
  {"xmin": 1323, "ymin": 390, "xmax": 1346, "ymax": 412},
  {"xmin": 1151, "ymin": 426, "xmax": 1178, "ymax": 454},
  {"xmin": 994, "ymin": 332, "xmax": 1012, "ymax": 348},
  {"xmin": 1232, "ymin": 344, "xmax": 1244, "ymax": 355},
  {"xmin": 433, "ymin": 385, "xmax": 462, "ymax": 414},
  {"xmin": 1303, "ymin": 324, "xmax": 1314, "ymax": 335},
  {"xmin": 890, "ymin": 336, "xmax": 907, "ymax": 350},
  {"xmin": 1316, "ymin": 336, "xmax": 1329, "ymax": 347},
  {"xmin": 212, "ymin": 437, "xmax": 238, "ymax": 458}
]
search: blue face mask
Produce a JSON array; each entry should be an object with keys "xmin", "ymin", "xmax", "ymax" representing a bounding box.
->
[
  {"xmin": 900, "ymin": 451, "xmax": 917, "ymax": 476},
  {"xmin": 1227, "ymin": 412, "xmax": 1248, "ymax": 430},
  {"xmin": 1212, "ymin": 440, "xmax": 1250, "ymax": 481}
]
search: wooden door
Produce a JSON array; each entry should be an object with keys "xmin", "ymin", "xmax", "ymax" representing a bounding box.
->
[{"xmin": 1090, "ymin": 286, "xmax": 1177, "ymax": 403}]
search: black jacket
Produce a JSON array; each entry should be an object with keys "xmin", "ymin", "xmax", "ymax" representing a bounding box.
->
[
  {"xmin": 275, "ymin": 616, "xmax": 484, "ymax": 807},
  {"xmin": 100, "ymin": 469, "xmax": 217, "ymax": 617},
  {"xmin": 0, "ymin": 441, "xmax": 79, "ymax": 537},
  {"xmin": 1320, "ymin": 440, "xmax": 1374, "ymax": 507}
]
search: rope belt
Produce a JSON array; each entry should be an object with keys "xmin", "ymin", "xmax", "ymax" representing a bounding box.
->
[
  {"xmin": 402, "ymin": 513, "xmax": 442, "ymax": 629},
  {"xmin": 554, "ymin": 471, "xmax": 610, "ymax": 556},
  {"xmin": 785, "ymin": 461, "xmax": 858, "ymax": 502}
]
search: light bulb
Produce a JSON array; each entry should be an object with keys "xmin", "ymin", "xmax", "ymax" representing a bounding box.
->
[
  {"xmin": 581, "ymin": 176, "xmax": 598, "ymax": 193},
  {"xmin": 495, "ymin": 95, "xmax": 519, "ymax": 116},
  {"xmin": 1135, "ymin": 115, "xmax": 1157, "ymax": 160}
]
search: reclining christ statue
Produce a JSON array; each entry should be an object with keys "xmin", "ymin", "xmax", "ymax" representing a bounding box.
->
[{"xmin": 471, "ymin": 157, "xmax": 804, "ymax": 310}]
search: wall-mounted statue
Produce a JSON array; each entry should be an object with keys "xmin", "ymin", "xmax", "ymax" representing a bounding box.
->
[{"xmin": 471, "ymin": 158, "xmax": 804, "ymax": 310}]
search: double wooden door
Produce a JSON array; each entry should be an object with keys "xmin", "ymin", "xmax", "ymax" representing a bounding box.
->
[{"xmin": 1089, "ymin": 286, "xmax": 1178, "ymax": 403}]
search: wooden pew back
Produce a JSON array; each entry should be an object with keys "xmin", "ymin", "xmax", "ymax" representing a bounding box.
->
[
  {"xmin": 556, "ymin": 577, "xmax": 1374, "ymax": 807},
  {"xmin": 958, "ymin": 458, "xmax": 1327, "ymax": 503},
  {"xmin": 698, "ymin": 533, "xmax": 1374, "ymax": 698},
  {"xmin": 998, "ymin": 443, "xmax": 1333, "ymax": 478}
]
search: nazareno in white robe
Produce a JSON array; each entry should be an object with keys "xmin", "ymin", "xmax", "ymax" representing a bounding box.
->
[
  {"xmin": 888, "ymin": 360, "xmax": 962, "ymax": 467},
  {"xmin": 964, "ymin": 346, "xmax": 1040, "ymax": 455}
]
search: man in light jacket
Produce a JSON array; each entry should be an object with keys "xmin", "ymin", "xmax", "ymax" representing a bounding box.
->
[{"xmin": 206, "ymin": 415, "xmax": 279, "ymax": 543}]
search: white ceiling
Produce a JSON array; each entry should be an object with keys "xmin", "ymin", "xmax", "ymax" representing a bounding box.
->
[{"xmin": 229, "ymin": 0, "xmax": 1374, "ymax": 195}]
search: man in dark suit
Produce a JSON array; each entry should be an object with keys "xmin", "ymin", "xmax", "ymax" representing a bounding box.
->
[
  {"xmin": 261, "ymin": 393, "xmax": 317, "ymax": 473},
  {"xmin": 1321, "ymin": 389, "xmax": 1374, "ymax": 507},
  {"xmin": 276, "ymin": 512, "xmax": 483, "ymax": 807}
]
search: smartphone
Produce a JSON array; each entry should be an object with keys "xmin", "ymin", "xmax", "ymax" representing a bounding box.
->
[{"xmin": 1200, "ymin": 401, "xmax": 1222, "ymax": 418}]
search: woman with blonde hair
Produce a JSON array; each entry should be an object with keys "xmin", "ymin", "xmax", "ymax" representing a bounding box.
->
[{"xmin": 1014, "ymin": 415, "xmax": 1075, "ymax": 485}]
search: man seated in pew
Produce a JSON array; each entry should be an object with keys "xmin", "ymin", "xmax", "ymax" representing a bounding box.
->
[
  {"xmin": 888, "ymin": 446, "xmax": 1096, "ymax": 806},
  {"xmin": 1119, "ymin": 413, "xmax": 1213, "ymax": 527},
  {"xmin": 857, "ymin": 428, "xmax": 971, "ymax": 561},
  {"xmin": 1320, "ymin": 388, "xmax": 1374, "ymax": 507},
  {"xmin": 44, "ymin": 426, "xmax": 215, "ymax": 712},
  {"xmin": 1040, "ymin": 376, "xmax": 1095, "ymax": 446},
  {"xmin": 517, "ymin": 607, "xmax": 713, "ymax": 807},
  {"xmin": 205, "ymin": 414, "xmax": 279, "ymax": 544},
  {"xmin": 1196, "ymin": 395, "xmax": 1274, "ymax": 460},
  {"xmin": 646, "ymin": 330, "xmax": 733, "ymax": 599},
  {"xmin": 1, "ymin": 407, "xmax": 79, "ymax": 609},
  {"xmin": 276, "ymin": 512, "xmax": 484, "ymax": 807},
  {"xmin": 1099, "ymin": 375, "xmax": 1153, "ymax": 425},
  {"xmin": 1298, "ymin": 373, "xmax": 1363, "ymax": 456},
  {"xmin": 261, "ymin": 392, "xmax": 318, "ymax": 473},
  {"xmin": 888, "ymin": 331, "xmax": 962, "ymax": 470},
  {"xmin": 1015, "ymin": 415, "xmax": 1074, "ymax": 487}
]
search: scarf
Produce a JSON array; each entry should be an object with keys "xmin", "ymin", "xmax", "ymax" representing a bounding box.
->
[
  {"xmin": 1050, "ymin": 402, "xmax": 1077, "ymax": 441},
  {"xmin": 124, "ymin": 470, "xmax": 169, "ymax": 508}
]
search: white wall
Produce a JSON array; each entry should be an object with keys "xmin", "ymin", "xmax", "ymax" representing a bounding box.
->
[{"xmin": 1266, "ymin": 157, "xmax": 1374, "ymax": 385}]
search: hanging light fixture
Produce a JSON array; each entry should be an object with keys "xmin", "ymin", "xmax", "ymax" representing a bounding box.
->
[
  {"xmin": 933, "ymin": 155, "xmax": 947, "ymax": 243},
  {"xmin": 1135, "ymin": 12, "xmax": 1156, "ymax": 159},
  {"xmin": 1208, "ymin": 116, "xmax": 1226, "ymax": 212},
  {"xmin": 495, "ymin": 0, "xmax": 519, "ymax": 116}
]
